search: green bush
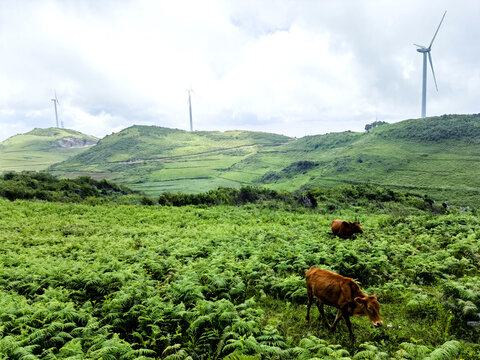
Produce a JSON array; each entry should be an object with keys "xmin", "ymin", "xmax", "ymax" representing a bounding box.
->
[{"xmin": 0, "ymin": 172, "xmax": 136, "ymax": 203}]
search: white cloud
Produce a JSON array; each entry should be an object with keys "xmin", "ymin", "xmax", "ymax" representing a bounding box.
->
[{"xmin": 1, "ymin": 0, "xmax": 479, "ymax": 141}]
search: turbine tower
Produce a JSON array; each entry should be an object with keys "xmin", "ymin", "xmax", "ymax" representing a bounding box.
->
[
  {"xmin": 51, "ymin": 92, "xmax": 60, "ymax": 128},
  {"xmin": 414, "ymin": 10, "xmax": 446, "ymax": 118},
  {"xmin": 187, "ymin": 88, "xmax": 193, "ymax": 132}
]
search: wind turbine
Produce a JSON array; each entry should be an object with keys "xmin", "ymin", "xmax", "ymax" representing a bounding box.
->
[
  {"xmin": 187, "ymin": 88, "xmax": 200, "ymax": 132},
  {"xmin": 187, "ymin": 89, "xmax": 193, "ymax": 132},
  {"xmin": 414, "ymin": 10, "xmax": 446, "ymax": 118},
  {"xmin": 51, "ymin": 92, "xmax": 61, "ymax": 128}
]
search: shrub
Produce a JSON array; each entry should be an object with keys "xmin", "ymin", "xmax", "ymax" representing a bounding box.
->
[
  {"xmin": 140, "ymin": 196, "xmax": 155, "ymax": 206},
  {"xmin": 0, "ymin": 172, "xmax": 136, "ymax": 203}
]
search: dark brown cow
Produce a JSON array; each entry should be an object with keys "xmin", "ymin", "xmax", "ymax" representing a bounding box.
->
[
  {"xmin": 331, "ymin": 219, "xmax": 363, "ymax": 239},
  {"xmin": 305, "ymin": 267, "xmax": 383, "ymax": 341}
]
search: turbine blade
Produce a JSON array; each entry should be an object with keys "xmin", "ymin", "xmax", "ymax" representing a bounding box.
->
[
  {"xmin": 428, "ymin": 10, "xmax": 447, "ymax": 49},
  {"xmin": 428, "ymin": 52, "xmax": 438, "ymax": 91},
  {"xmin": 414, "ymin": 43, "xmax": 426, "ymax": 49}
]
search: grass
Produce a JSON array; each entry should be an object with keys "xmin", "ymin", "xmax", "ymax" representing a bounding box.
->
[
  {"xmin": 49, "ymin": 126, "xmax": 291, "ymax": 196},
  {"xmin": 257, "ymin": 135, "xmax": 480, "ymax": 207},
  {"xmin": 130, "ymin": 177, "xmax": 242, "ymax": 195},
  {"xmin": 0, "ymin": 128, "xmax": 97, "ymax": 171},
  {"xmin": 0, "ymin": 148, "xmax": 88, "ymax": 171},
  {"xmin": 7, "ymin": 115, "xmax": 480, "ymax": 208}
]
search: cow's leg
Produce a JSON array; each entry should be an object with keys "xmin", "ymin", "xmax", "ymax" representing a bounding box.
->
[
  {"xmin": 330, "ymin": 309, "xmax": 343, "ymax": 331},
  {"xmin": 316, "ymin": 301, "xmax": 332, "ymax": 328},
  {"xmin": 306, "ymin": 287, "xmax": 312, "ymax": 323},
  {"xmin": 341, "ymin": 310, "xmax": 355, "ymax": 342}
]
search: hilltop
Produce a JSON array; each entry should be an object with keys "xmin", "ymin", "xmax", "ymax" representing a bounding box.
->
[
  {"xmin": 48, "ymin": 114, "xmax": 480, "ymax": 207},
  {"xmin": 0, "ymin": 128, "xmax": 98, "ymax": 171},
  {"xmin": 235, "ymin": 114, "xmax": 480, "ymax": 206},
  {"xmin": 49, "ymin": 126, "xmax": 291, "ymax": 191}
]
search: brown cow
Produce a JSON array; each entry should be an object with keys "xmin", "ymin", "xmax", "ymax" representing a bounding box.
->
[
  {"xmin": 305, "ymin": 267, "xmax": 382, "ymax": 341},
  {"xmin": 331, "ymin": 219, "xmax": 363, "ymax": 238}
]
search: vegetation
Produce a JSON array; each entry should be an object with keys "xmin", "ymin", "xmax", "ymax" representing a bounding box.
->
[
  {"xmin": 157, "ymin": 183, "xmax": 449, "ymax": 216},
  {"xmin": 1, "ymin": 172, "xmax": 448, "ymax": 216},
  {"xmin": 0, "ymin": 181, "xmax": 478, "ymax": 358},
  {"xmin": 0, "ymin": 128, "xmax": 97, "ymax": 171},
  {"xmin": 47, "ymin": 126, "xmax": 291, "ymax": 196},
  {"xmin": 373, "ymin": 114, "xmax": 480, "ymax": 143},
  {"xmin": 44, "ymin": 115, "xmax": 480, "ymax": 208},
  {"xmin": 158, "ymin": 185, "xmax": 294, "ymax": 207},
  {"xmin": 232, "ymin": 114, "xmax": 480, "ymax": 208},
  {"xmin": 0, "ymin": 173, "xmax": 429, "ymax": 217},
  {"xmin": 0, "ymin": 172, "xmax": 140, "ymax": 204},
  {"xmin": 1, "ymin": 116, "xmax": 478, "ymax": 358},
  {"xmin": 365, "ymin": 121, "xmax": 388, "ymax": 132}
]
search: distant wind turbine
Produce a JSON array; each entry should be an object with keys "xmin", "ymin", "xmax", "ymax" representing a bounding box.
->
[
  {"xmin": 51, "ymin": 92, "xmax": 61, "ymax": 128},
  {"xmin": 414, "ymin": 10, "xmax": 446, "ymax": 118},
  {"xmin": 187, "ymin": 89, "xmax": 193, "ymax": 132},
  {"xmin": 187, "ymin": 88, "xmax": 200, "ymax": 132}
]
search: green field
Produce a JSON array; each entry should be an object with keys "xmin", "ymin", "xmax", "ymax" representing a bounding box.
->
[
  {"xmin": 47, "ymin": 115, "xmax": 480, "ymax": 208},
  {"xmin": 0, "ymin": 195, "xmax": 478, "ymax": 359},
  {"xmin": 0, "ymin": 128, "xmax": 97, "ymax": 171},
  {"xmin": 48, "ymin": 126, "xmax": 292, "ymax": 196}
]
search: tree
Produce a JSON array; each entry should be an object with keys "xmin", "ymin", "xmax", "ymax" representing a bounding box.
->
[{"xmin": 365, "ymin": 121, "xmax": 388, "ymax": 132}]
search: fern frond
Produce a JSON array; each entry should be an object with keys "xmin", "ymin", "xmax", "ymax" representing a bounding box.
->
[
  {"xmin": 163, "ymin": 347, "xmax": 192, "ymax": 360},
  {"xmin": 222, "ymin": 353, "xmax": 261, "ymax": 360},
  {"xmin": 425, "ymin": 340, "xmax": 461, "ymax": 360},
  {"xmin": 397, "ymin": 342, "xmax": 430, "ymax": 359}
]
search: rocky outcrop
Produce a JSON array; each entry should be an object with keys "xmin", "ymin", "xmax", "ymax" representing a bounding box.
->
[{"xmin": 57, "ymin": 137, "xmax": 97, "ymax": 148}]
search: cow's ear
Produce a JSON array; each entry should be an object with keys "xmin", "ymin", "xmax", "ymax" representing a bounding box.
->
[
  {"xmin": 354, "ymin": 297, "xmax": 365, "ymax": 305},
  {"xmin": 372, "ymin": 293, "xmax": 378, "ymax": 299}
]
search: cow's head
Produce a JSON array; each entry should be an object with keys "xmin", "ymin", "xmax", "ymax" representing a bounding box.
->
[
  {"xmin": 351, "ymin": 221, "xmax": 364, "ymax": 234},
  {"xmin": 353, "ymin": 293, "xmax": 383, "ymax": 327},
  {"xmin": 343, "ymin": 221, "xmax": 364, "ymax": 235}
]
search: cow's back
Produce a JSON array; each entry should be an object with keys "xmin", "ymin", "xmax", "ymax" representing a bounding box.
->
[
  {"xmin": 331, "ymin": 219, "xmax": 343, "ymax": 236},
  {"xmin": 306, "ymin": 267, "xmax": 358, "ymax": 308}
]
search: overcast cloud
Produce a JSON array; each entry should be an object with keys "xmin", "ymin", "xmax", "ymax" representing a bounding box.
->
[{"xmin": 0, "ymin": 0, "xmax": 479, "ymax": 141}]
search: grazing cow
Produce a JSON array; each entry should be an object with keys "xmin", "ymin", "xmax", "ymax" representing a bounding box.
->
[
  {"xmin": 331, "ymin": 219, "xmax": 363, "ymax": 238},
  {"xmin": 305, "ymin": 267, "xmax": 383, "ymax": 341}
]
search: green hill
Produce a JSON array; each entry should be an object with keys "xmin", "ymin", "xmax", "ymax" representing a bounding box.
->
[
  {"xmin": 49, "ymin": 126, "xmax": 292, "ymax": 193},
  {"xmin": 237, "ymin": 114, "xmax": 480, "ymax": 207},
  {"xmin": 0, "ymin": 128, "xmax": 98, "ymax": 171},
  {"xmin": 49, "ymin": 115, "xmax": 480, "ymax": 207}
]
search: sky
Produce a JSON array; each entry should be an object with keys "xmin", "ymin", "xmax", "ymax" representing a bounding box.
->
[{"xmin": 1, "ymin": 0, "xmax": 479, "ymax": 142}]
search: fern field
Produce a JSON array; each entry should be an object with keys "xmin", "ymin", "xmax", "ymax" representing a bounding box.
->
[{"xmin": 0, "ymin": 198, "xmax": 479, "ymax": 359}]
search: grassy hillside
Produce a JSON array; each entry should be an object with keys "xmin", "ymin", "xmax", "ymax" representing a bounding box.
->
[
  {"xmin": 0, "ymin": 198, "xmax": 478, "ymax": 358},
  {"xmin": 49, "ymin": 126, "xmax": 292, "ymax": 193},
  {"xmin": 48, "ymin": 115, "xmax": 480, "ymax": 207},
  {"xmin": 0, "ymin": 128, "xmax": 98, "ymax": 171},
  {"xmin": 233, "ymin": 114, "xmax": 480, "ymax": 207}
]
